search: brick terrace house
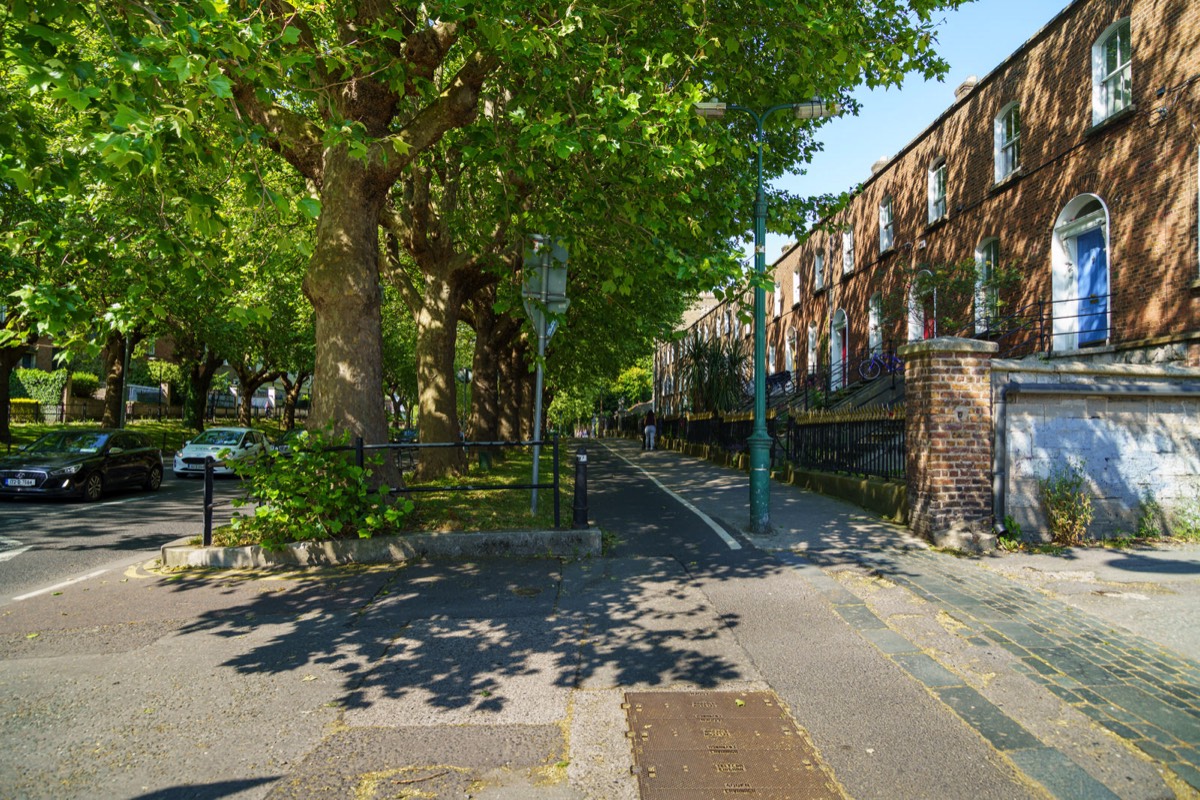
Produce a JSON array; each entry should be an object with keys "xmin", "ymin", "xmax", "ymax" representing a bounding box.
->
[{"xmin": 657, "ymin": 0, "xmax": 1200, "ymax": 414}]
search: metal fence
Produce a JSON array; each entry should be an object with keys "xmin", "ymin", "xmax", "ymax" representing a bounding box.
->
[
  {"xmin": 201, "ymin": 435, "xmax": 563, "ymax": 545},
  {"xmin": 783, "ymin": 411, "xmax": 905, "ymax": 480}
]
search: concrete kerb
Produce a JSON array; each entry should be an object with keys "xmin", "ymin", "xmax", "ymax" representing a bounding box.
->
[{"xmin": 160, "ymin": 528, "xmax": 603, "ymax": 569}]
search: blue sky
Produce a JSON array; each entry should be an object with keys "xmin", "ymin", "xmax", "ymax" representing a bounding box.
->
[{"xmin": 759, "ymin": 0, "xmax": 1072, "ymax": 261}]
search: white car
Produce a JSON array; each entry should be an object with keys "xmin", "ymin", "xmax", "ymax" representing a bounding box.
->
[{"xmin": 173, "ymin": 427, "xmax": 270, "ymax": 478}]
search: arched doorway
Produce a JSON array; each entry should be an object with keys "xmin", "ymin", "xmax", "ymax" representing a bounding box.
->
[{"xmin": 1052, "ymin": 195, "xmax": 1110, "ymax": 350}]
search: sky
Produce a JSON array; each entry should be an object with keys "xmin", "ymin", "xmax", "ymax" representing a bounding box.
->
[{"xmin": 758, "ymin": 0, "xmax": 1073, "ymax": 262}]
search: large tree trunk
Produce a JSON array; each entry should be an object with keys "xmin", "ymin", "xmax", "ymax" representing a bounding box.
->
[
  {"xmin": 182, "ymin": 350, "xmax": 223, "ymax": 432},
  {"xmin": 232, "ymin": 365, "xmax": 283, "ymax": 427},
  {"xmin": 281, "ymin": 372, "xmax": 309, "ymax": 431},
  {"xmin": 100, "ymin": 330, "xmax": 128, "ymax": 428},
  {"xmin": 497, "ymin": 342, "xmax": 521, "ymax": 443},
  {"xmin": 0, "ymin": 345, "xmax": 28, "ymax": 447},
  {"xmin": 303, "ymin": 151, "xmax": 397, "ymax": 485},
  {"xmin": 413, "ymin": 269, "xmax": 466, "ymax": 480}
]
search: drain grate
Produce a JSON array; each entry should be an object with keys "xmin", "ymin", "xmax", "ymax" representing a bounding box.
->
[{"xmin": 624, "ymin": 691, "xmax": 843, "ymax": 800}]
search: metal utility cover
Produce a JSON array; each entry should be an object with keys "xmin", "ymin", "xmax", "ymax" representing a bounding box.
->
[{"xmin": 625, "ymin": 691, "xmax": 843, "ymax": 800}]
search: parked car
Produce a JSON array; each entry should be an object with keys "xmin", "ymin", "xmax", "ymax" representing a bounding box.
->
[
  {"xmin": 270, "ymin": 428, "xmax": 309, "ymax": 456},
  {"xmin": 0, "ymin": 429, "xmax": 163, "ymax": 501},
  {"xmin": 172, "ymin": 427, "xmax": 270, "ymax": 478}
]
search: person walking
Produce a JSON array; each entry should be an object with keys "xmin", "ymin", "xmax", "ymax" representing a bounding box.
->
[{"xmin": 643, "ymin": 409, "xmax": 657, "ymax": 450}]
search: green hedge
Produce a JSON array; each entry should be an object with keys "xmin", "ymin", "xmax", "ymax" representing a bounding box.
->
[
  {"xmin": 8, "ymin": 398, "xmax": 41, "ymax": 423},
  {"xmin": 10, "ymin": 368, "xmax": 69, "ymax": 406},
  {"xmin": 70, "ymin": 371, "xmax": 100, "ymax": 398}
]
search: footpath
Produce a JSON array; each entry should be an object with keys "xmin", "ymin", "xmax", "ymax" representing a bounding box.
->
[{"xmin": 0, "ymin": 436, "xmax": 1197, "ymax": 799}]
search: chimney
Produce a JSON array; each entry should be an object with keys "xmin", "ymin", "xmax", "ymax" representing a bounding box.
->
[
  {"xmin": 870, "ymin": 155, "xmax": 891, "ymax": 175},
  {"xmin": 954, "ymin": 75, "xmax": 979, "ymax": 101}
]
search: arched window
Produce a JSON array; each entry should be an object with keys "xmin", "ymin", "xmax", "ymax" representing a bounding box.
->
[
  {"xmin": 785, "ymin": 331, "xmax": 795, "ymax": 373},
  {"xmin": 879, "ymin": 195, "xmax": 894, "ymax": 251},
  {"xmin": 994, "ymin": 103, "xmax": 1021, "ymax": 181},
  {"xmin": 1092, "ymin": 19, "xmax": 1132, "ymax": 124},
  {"xmin": 928, "ymin": 157, "xmax": 947, "ymax": 223},
  {"xmin": 1052, "ymin": 195, "xmax": 1111, "ymax": 350},
  {"xmin": 975, "ymin": 237, "xmax": 1000, "ymax": 333},
  {"xmin": 907, "ymin": 270, "xmax": 936, "ymax": 341},
  {"xmin": 831, "ymin": 309, "xmax": 848, "ymax": 391}
]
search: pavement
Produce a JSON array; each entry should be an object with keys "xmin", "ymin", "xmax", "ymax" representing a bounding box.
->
[{"xmin": 0, "ymin": 436, "xmax": 1197, "ymax": 799}]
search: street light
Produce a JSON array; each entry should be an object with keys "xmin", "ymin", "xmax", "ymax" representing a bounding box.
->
[{"xmin": 696, "ymin": 98, "xmax": 841, "ymax": 533}]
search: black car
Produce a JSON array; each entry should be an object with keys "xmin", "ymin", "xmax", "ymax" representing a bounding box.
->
[{"xmin": 0, "ymin": 429, "xmax": 163, "ymax": 501}]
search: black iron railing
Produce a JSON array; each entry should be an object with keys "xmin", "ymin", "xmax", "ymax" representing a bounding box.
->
[{"xmin": 784, "ymin": 411, "xmax": 905, "ymax": 480}]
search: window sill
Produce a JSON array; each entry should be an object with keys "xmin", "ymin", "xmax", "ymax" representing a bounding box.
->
[
  {"xmin": 989, "ymin": 169, "xmax": 1023, "ymax": 194},
  {"xmin": 1190, "ymin": 278, "xmax": 1200, "ymax": 294},
  {"xmin": 1086, "ymin": 103, "xmax": 1138, "ymax": 138},
  {"xmin": 925, "ymin": 216, "xmax": 948, "ymax": 234},
  {"xmin": 812, "ymin": 286, "xmax": 827, "ymax": 297},
  {"xmin": 840, "ymin": 270, "xmax": 855, "ymax": 283},
  {"xmin": 878, "ymin": 247, "xmax": 897, "ymax": 259}
]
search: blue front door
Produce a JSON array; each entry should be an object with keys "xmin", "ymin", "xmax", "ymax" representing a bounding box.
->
[{"xmin": 1076, "ymin": 228, "xmax": 1108, "ymax": 346}]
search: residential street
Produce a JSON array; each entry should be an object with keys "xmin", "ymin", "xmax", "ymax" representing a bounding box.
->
[{"xmin": 0, "ymin": 437, "xmax": 1196, "ymax": 799}]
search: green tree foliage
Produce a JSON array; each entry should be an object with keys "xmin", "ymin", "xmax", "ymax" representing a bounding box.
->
[{"xmin": 2, "ymin": 0, "xmax": 966, "ymax": 466}]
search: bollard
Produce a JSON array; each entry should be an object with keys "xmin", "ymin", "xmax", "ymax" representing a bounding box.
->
[
  {"xmin": 572, "ymin": 446, "xmax": 589, "ymax": 530},
  {"xmin": 355, "ymin": 436, "xmax": 364, "ymax": 469},
  {"xmin": 203, "ymin": 456, "xmax": 215, "ymax": 546}
]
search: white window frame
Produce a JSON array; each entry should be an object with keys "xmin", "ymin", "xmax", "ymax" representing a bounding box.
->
[
  {"xmin": 831, "ymin": 309, "xmax": 848, "ymax": 391},
  {"xmin": 928, "ymin": 157, "xmax": 947, "ymax": 223},
  {"xmin": 792, "ymin": 265, "xmax": 801, "ymax": 306},
  {"xmin": 814, "ymin": 251, "xmax": 825, "ymax": 292},
  {"xmin": 879, "ymin": 196, "xmax": 894, "ymax": 252},
  {"xmin": 975, "ymin": 237, "xmax": 1000, "ymax": 333},
  {"xmin": 774, "ymin": 283, "xmax": 782, "ymax": 318},
  {"xmin": 807, "ymin": 324, "xmax": 818, "ymax": 375},
  {"xmin": 842, "ymin": 230, "xmax": 854, "ymax": 275},
  {"xmin": 785, "ymin": 332, "xmax": 795, "ymax": 373},
  {"xmin": 768, "ymin": 344, "xmax": 776, "ymax": 373},
  {"xmin": 994, "ymin": 103, "xmax": 1021, "ymax": 182},
  {"xmin": 1092, "ymin": 19, "xmax": 1132, "ymax": 125},
  {"xmin": 868, "ymin": 293, "xmax": 883, "ymax": 354}
]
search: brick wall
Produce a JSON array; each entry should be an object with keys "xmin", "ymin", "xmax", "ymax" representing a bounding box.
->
[
  {"xmin": 899, "ymin": 338, "xmax": 998, "ymax": 541},
  {"xmin": 758, "ymin": 0, "xmax": 1200, "ymax": 375}
]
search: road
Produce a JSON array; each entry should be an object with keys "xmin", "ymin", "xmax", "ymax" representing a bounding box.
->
[{"xmin": 0, "ymin": 476, "xmax": 244, "ymax": 605}]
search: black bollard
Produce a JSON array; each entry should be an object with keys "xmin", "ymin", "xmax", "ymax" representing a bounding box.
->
[
  {"xmin": 203, "ymin": 456, "xmax": 215, "ymax": 546},
  {"xmin": 572, "ymin": 446, "xmax": 589, "ymax": 529}
]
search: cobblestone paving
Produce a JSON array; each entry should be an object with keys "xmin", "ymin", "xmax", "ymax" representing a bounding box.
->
[{"xmin": 835, "ymin": 549, "xmax": 1200, "ymax": 793}]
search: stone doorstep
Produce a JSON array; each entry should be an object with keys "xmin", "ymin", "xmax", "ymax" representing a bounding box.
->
[{"xmin": 160, "ymin": 528, "xmax": 603, "ymax": 569}]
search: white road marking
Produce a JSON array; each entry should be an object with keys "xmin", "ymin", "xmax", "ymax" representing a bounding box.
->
[
  {"xmin": 0, "ymin": 535, "xmax": 30, "ymax": 563},
  {"xmin": 13, "ymin": 569, "xmax": 109, "ymax": 601},
  {"xmin": 601, "ymin": 443, "xmax": 742, "ymax": 551}
]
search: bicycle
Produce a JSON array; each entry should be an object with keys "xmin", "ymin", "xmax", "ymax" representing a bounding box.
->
[{"xmin": 859, "ymin": 351, "xmax": 903, "ymax": 381}]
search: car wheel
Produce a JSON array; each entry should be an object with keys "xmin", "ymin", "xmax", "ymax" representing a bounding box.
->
[
  {"xmin": 82, "ymin": 472, "xmax": 104, "ymax": 502},
  {"xmin": 144, "ymin": 466, "xmax": 163, "ymax": 491}
]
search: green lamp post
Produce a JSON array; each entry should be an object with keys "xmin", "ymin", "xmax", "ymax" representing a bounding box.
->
[{"xmin": 695, "ymin": 99, "xmax": 840, "ymax": 533}]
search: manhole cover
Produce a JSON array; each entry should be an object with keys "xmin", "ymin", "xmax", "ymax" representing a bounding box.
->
[{"xmin": 624, "ymin": 691, "xmax": 843, "ymax": 800}]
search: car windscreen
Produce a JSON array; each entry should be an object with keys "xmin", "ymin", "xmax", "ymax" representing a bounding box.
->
[
  {"xmin": 28, "ymin": 432, "xmax": 111, "ymax": 454},
  {"xmin": 192, "ymin": 430, "xmax": 245, "ymax": 447}
]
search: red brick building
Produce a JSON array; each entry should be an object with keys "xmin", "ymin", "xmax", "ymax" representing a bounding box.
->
[{"xmin": 658, "ymin": 0, "xmax": 1200, "ymax": 414}]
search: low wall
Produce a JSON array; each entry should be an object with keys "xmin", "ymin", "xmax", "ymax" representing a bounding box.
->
[{"xmin": 995, "ymin": 361, "xmax": 1200, "ymax": 540}]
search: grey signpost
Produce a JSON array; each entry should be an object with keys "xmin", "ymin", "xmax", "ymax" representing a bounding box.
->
[{"xmin": 522, "ymin": 235, "xmax": 569, "ymax": 514}]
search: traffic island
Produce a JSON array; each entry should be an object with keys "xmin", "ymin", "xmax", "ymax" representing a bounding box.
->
[{"xmin": 160, "ymin": 528, "xmax": 602, "ymax": 569}]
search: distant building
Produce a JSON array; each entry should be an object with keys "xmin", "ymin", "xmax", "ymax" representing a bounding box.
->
[{"xmin": 658, "ymin": 0, "xmax": 1200, "ymax": 414}]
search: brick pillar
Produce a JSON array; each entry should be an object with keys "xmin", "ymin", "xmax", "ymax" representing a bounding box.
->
[{"xmin": 897, "ymin": 337, "xmax": 998, "ymax": 545}]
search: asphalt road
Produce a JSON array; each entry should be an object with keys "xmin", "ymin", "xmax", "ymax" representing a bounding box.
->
[{"xmin": 0, "ymin": 476, "xmax": 245, "ymax": 605}]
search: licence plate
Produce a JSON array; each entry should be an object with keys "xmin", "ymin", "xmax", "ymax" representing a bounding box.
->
[{"xmin": 4, "ymin": 479, "xmax": 36, "ymax": 487}]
